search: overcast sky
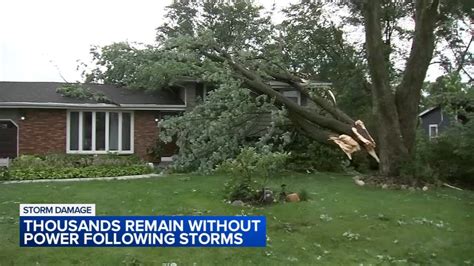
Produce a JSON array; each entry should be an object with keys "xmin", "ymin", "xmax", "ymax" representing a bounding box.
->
[
  {"xmin": 0, "ymin": 0, "xmax": 447, "ymax": 83},
  {"xmin": 0, "ymin": 0, "xmax": 176, "ymax": 82}
]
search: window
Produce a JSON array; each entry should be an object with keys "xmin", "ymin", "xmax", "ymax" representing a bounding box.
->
[
  {"xmin": 95, "ymin": 112, "xmax": 106, "ymax": 151},
  {"xmin": 429, "ymin": 124, "xmax": 438, "ymax": 139},
  {"xmin": 68, "ymin": 111, "xmax": 133, "ymax": 153},
  {"xmin": 282, "ymin": 90, "xmax": 301, "ymax": 105}
]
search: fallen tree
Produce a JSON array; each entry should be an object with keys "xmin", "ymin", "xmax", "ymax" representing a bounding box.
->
[{"xmin": 84, "ymin": 0, "xmax": 471, "ymax": 176}]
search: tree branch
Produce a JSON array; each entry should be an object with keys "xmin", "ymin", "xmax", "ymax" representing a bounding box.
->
[
  {"xmin": 267, "ymin": 71, "xmax": 355, "ymax": 124},
  {"xmin": 395, "ymin": 0, "xmax": 440, "ymax": 153},
  {"xmin": 197, "ymin": 49, "xmax": 355, "ymax": 135},
  {"xmin": 363, "ymin": 0, "xmax": 401, "ymax": 124},
  {"xmin": 456, "ymin": 35, "xmax": 473, "ymax": 73},
  {"xmin": 287, "ymin": 111, "xmax": 334, "ymax": 144}
]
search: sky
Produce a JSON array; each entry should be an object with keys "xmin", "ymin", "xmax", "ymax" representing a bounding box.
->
[
  {"xmin": 0, "ymin": 0, "xmax": 172, "ymax": 82},
  {"xmin": 0, "ymin": 0, "xmax": 449, "ymax": 83}
]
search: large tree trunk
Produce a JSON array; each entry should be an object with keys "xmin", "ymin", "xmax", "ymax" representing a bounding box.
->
[
  {"xmin": 363, "ymin": 0, "xmax": 439, "ymax": 176},
  {"xmin": 200, "ymin": 0, "xmax": 440, "ymax": 177},
  {"xmin": 395, "ymin": 0, "xmax": 440, "ymax": 155},
  {"xmin": 363, "ymin": 0, "xmax": 409, "ymax": 176}
]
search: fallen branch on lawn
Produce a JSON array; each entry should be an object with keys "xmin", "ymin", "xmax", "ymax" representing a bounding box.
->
[{"xmin": 443, "ymin": 183, "xmax": 463, "ymax": 191}]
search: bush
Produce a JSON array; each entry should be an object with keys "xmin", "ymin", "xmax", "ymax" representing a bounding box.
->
[
  {"xmin": 298, "ymin": 189, "xmax": 310, "ymax": 201},
  {"xmin": 11, "ymin": 154, "xmax": 142, "ymax": 168},
  {"xmin": 1, "ymin": 154, "xmax": 153, "ymax": 181},
  {"xmin": 406, "ymin": 118, "xmax": 474, "ymax": 187},
  {"xmin": 285, "ymin": 134, "xmax": 346, "ymax": 173},
  {"xmin": 3, "ymin": 165, "xmax": 153, "ymax": 180},
  {"xmin": 219, "ymin": 146, "xmax": 288, "ymax": 203}
]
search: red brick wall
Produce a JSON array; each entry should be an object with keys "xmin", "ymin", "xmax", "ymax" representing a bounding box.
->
[
  {"xmin": 134, "ymin": 111, "xmax": 159, "ymax": 161},
  {"xmin": 19, "ymin": 109, "xmax": 67, "ymax": 155},
  {"xmin": 17, "ymin": 109, "xmax": 159, "ymax": 161}
]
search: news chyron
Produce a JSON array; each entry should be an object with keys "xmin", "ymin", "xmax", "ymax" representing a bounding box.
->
[{"xmin": 19, "ymin": 204, "xmax": 266, "ymax": 247}]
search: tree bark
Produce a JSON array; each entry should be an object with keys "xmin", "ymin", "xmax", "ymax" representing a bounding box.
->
[
  {"xmin": 395, "ymin": 0, "xmax": 440, "ymax": 154},
  {"xmin": 363, "ymin": 0, "xmax": 409, "ymax": 176},
  {"xmin": 200, "ymin": 0, "xmax": 441, "ymax": 177}
]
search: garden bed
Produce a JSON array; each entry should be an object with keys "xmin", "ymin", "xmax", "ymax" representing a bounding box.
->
[{"xmin": 0, "ymin": 154, "xmax": 154, "ymax": 181}]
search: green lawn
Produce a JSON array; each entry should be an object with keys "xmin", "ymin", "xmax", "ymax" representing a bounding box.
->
[{"xmin": 0, "ymin": 173, "xmax": 473, "ymax": 265}]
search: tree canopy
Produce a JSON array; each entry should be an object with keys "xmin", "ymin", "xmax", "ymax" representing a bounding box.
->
[{"xmin": 83, "ymin": 0, "xmax": 473, "ymax": 175}]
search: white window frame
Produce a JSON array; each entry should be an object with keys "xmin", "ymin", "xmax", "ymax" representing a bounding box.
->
[
  {"xmin": 66, "ymin": 110, "xmax": 134, "ymax": 154},
  {"xmin": 429, "ymin": 124, "xmax": 438, "ymax": 139},
  {"xmin": 282, "ymin": 90, "xmax": 301, "ymax": 105}
]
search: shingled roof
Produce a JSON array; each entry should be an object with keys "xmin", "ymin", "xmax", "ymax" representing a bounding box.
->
[{"xmin": 0, "ymin": 82, "xmax": 185, "ymax": 110}]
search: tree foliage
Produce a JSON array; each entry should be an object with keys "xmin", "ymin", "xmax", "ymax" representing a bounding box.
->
[
  {"xmin": 159, "ymin": 80, "xmax": 289, "ymax": 172},
  {"xmin": 84, "ymin": 0, "xmax": 472, "ymax": 176}
]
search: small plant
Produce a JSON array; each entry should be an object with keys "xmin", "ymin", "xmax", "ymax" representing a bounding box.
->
[
  {"xmin": 278, "ymin": 184, "xmax": 288, "ymax": 202},
  {"xmin": 0, "ymin": 167, "xmax": 9, "ymax": 180},
  {"xmin": 298, "ymin": 189, "xmax": 310, "ymax": 201},
  {"xmin": 219, "ymin": 146, "xmax": 288, "ymax": 203}
]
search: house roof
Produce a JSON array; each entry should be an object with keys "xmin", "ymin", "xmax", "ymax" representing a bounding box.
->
[
  {"xmin": 267, "ymin": 80, "xmax": 332, "ymax": 89},
  {"xmin": 419, "ymin": 106, "xmax": 439, "ymax": 117},
  {"xmin": 0, "ymin": 82, "xmax": 185, "ymax": 110}
]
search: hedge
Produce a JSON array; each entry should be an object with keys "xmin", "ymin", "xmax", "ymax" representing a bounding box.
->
[{"xmin": 1, "ymin": 165, "xmax": 153, "ymax": 181}]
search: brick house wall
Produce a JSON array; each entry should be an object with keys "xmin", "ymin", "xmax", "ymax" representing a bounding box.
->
[
  {"xmin": 19, "ymin": 109, "xmax": 67, "ymax": 155},
  {"xmin": 15, "ymin": 109, "xmax": 159, "ymax": 161},
  {"xmin": 134, "ymin": 111, "xmax": 159, "ymax": 161}
]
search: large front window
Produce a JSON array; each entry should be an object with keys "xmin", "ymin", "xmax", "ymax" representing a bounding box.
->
[{"xmin": 68, "ymin": 111, "xmax": 133, "ymax": 153}]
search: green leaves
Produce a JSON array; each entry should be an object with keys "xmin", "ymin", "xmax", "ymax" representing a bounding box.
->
[
  {"xmin": 5, "ymin": 165, "xmax": 152, "ymax": 180},
  {"xmin": 2, "ymin": 154, "xmax": 152, "ymax": 180},
  {"xmin": 159, "ymin": 82, "xmax": 284, "ymax": 172},
  {"xmin": 56, "ymin": 84, "xmax": 112, "ymax": 104},
  {"xmin": 219, "ymin": 146, "xmax": 289, "ymax": 202}
]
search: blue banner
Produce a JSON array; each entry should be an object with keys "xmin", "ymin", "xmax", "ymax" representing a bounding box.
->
[{"xmin": 19, "ymin": 216, "xmax": 266, "ymax": 247}]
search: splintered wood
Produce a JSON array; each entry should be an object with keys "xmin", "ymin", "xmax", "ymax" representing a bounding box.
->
[{"xmin": 329, "ymin": 120, "xmax": 380, "ymax": 163}]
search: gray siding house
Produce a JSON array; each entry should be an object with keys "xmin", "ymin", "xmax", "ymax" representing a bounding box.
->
[{"xmin": 419, "ymin": 106, "xmax": 451, "ymax": 138}]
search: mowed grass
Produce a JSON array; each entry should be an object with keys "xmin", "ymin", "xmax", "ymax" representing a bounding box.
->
[{"xmin": 0, "ymin": 173, "xmax": 473, "ymax": 265}]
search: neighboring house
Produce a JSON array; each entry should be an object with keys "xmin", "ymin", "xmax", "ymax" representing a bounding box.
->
[
  {"xmin": 0, "ymin": 81, "xmax": 201, "ymax": 161},
  {"xmin": 419, "ymin": 106, "xmax": 451, "ymax": 138}
]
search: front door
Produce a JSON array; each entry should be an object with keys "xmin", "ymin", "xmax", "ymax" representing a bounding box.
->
[{"xmin": 0, "ymin": 120, "xmax": 18, "ymax": 158}]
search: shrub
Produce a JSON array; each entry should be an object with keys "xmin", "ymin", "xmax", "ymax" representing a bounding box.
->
[
  {"xmin": 219, "ymin": 146, "xmax": 288, "ymax": 203},
  {"xmin": 406, "ymin": 117, "xmax": 474, "ymax": 187},
  {"xmin": 10, "ymin": 155, "xmax": 47, "ymax": 169},
  {"xmin": 2, "ymin": 154, "xmax": 153, "ymax": 181},
  {"xmin": 11, "ymin": 154, "xmax": 142, "ymax": 168},
  {"xmin": 3, "ymin": 165, "xmax": 153, "ymax": 181},
  {"xmin": 285, "ymin": 134, "xmax": 346, "ymax": 173},
  {"xmin": 298, "ymin": 189, "xmax": 310, "ymax": 201}
]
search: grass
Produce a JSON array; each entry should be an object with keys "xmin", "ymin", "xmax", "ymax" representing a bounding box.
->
[{"xmin": 0, "ymin": 172, "xmax": 473, "ymax": 265}]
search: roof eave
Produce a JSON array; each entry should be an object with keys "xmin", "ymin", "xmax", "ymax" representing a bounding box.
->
[
  {"xmin": 419, "ymin": 106, "xmax": 438, "ymax": 117},
  {"xmin": 0, "ymin": 102, "xmax": 186, "ymax": 111}
]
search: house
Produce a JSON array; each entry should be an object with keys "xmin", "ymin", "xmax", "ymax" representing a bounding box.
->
[
  {"xmin": 419, "ymin": 106, "xmax": 451, "ymax": 138},
  {"xmin": 0, "ymin": 81, "xmax": 201, "ymax": 161},
  {"xmin": 0, "ymin": 80, "xmax": 331, "ymax": 162}
]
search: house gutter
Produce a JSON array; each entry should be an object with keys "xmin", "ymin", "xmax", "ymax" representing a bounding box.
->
[{"xmin": 0, "ymin": 102, "xmax": 187, "ymax": 111}]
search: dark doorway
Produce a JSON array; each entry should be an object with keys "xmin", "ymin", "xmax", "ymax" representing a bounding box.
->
[{"xmin": 0, "ymin": 120, "xmax": 18, "ymax": 158}]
